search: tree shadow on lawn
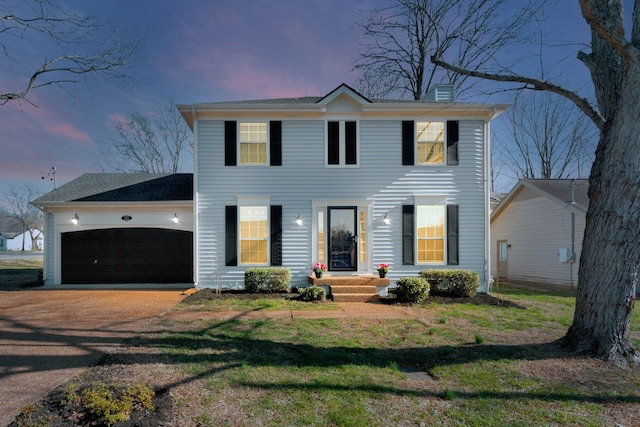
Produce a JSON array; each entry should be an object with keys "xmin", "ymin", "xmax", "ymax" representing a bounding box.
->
[
  {"xmin": 14, "ymin": 314, "xmax": 639, "ymax": 424},
  {"xmin": 95, "ymin": 317, "xmax": 640, "ymax": 405}
]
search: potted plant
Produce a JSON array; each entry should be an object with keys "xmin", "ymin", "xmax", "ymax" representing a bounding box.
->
[
  {"xmin": 312, "ymin": 262, "xmax": 327, "ymax": 278},
  {"xmin": 376, "ymin": 263, "xmax": 389, "ymax": 278}
]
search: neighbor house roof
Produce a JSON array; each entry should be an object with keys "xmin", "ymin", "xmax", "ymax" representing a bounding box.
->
[
  {"xmin": 0, "ymin": 217, "xmax": 23, "ymax": 238},
  {"xmin": 491, "ymin": 179, "xmax": 589, "ymax": 221},
  {"xmin": 31, "ymin": 173, "xmax": 193, "ymax": 205}
]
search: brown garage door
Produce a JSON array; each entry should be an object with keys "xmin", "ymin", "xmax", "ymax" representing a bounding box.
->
[{"xmin": 61, "ymin": 228, "xmax": 193, "ymax": 284}]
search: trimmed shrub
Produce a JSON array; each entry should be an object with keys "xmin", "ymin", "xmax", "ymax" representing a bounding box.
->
[
  {"xmin": 298, "ymin": 285, "xmax": 326, "ymax": 302},
  {"xmin": 396, "ymin": 277, "xmax": 430, "ymax": 303},
  {"xmin": 244, "ymin": 268, "xmax": 291, "ymax": 293},
  {"xmin": 419, "ymin": 269, "xmax": 479, "ymax": 298}
]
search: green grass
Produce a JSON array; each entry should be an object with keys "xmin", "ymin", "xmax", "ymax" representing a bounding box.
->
[
  {"xmin": 0, "ymin": 257, "xmax": 43, "ymax": 271},
  {"xmin": 132, "ymin": 285, "xmax": 640, "ymax": 426},
  {"xmin": 0, "ymin": 257, "xmax": 43, "ymax": 288},
  {"xmin": 175, "ymin": 296, "xmax": 340, "ymax": 311}
]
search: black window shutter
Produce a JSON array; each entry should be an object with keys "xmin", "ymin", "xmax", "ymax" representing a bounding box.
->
[
  {"xmin": 224, "ymin": 121, "xmax": 237, "ymax": 166},
  {"xmin": 345, "ymin": 121, "xmax": 357, "ymax": 165},
  {"xmin": 328, "ymin": 121, "xmax": 340, "ymax": 165},
  {"xmin": 447, "ymin": 121, "xmax": 459, "ymax": 166},
  {"xmin": 225, "ymin": 206, "xmax": 238, "ymax": 266},
  {"xmin": 270, "ymin": 205, "xmax": 283, "ymax": 266},
  {"xmin": 402, "ymin": 205, "xmax": 415, "ymax": 265},
  {"xmin": 270, "ymin": 121, "xmax": 282, "ymax": 166},
  {"xmin": 402, "ymin": 121, "xmax": 415, "ymax": 165},
  {"xmin": 447, "ymin": 204, "xmax": 459, "ymax": 265}
]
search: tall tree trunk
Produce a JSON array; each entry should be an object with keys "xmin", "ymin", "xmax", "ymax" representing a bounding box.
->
[{"xmin": 563, "ymin": 61, "xmax": 640, "ymax": 368}]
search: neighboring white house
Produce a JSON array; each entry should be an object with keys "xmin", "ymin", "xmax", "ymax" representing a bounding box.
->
[
  {"xmin": 178, "ymin": 83, "xmax": 506, "ymax": 292},
  {"xmin": 5, "ymin": 229, "xmax": 44, "ymax": 251},
  {"xmin": 490, "ymin": 179, "xmax": 588, "ymax": 288},
  {"xmin": 0, "ymin": 222, "xmax": 43, "ymax": 251},
  {"xmin": 32, "ymin": 84, "xmax": 506, "ymax": 291},
  {"xmin": 0, "ymin": 231, "xmax": 12, "ymax": 251}
]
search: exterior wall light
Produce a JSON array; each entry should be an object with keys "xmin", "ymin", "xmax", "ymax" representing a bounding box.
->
[
  {"xmin": 383, "ymin": 213, "xmax": 391, "ymax": 225},
  {"xmin": 172, "ymin": 213, "xmax": 180, "ymax": 224},
  {"xmin": 71, "ymin": 213, "xmax": 79, "ymax": 225},
  {"xmin": 295, "ymin": 214, "xmax": 303, "ymax": 226}
]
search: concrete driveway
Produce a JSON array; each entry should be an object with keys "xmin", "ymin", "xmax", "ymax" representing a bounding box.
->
[{"xmin": 0, "ymin": 289, "xmax": 186, "ymax": 426}]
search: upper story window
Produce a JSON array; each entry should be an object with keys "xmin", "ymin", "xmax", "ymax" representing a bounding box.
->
[
  {"xmin": 225, "ymin": 121, "xmax": 282, "ymax": 166},
  {"xmin": 416, "ymin": 121, "xmax": 445, "ymax": 164},
  {"xmin": 402, "ymin": 120, "xmax": 459, "ymax": 166},
  {"xmin": 239, "ymin": 122, "xmax": 267, "ymax": 165},
  {"xmin": 327, "ymin": 121, "xmax": 358, "ymax": 166}
]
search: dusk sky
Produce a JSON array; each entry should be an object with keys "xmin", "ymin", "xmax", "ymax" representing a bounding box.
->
[{"xmin": 1, "ymin": 0, "xmax": 598, "ymax": 198}]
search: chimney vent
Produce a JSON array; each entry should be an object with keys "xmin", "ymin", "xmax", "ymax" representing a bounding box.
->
[{"xmin": 423, "ymin": 84, "xmax": 454, "ymax": 102}]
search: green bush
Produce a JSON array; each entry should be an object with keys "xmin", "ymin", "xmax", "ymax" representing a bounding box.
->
[
  {"xmin": 396, "ymin": 277, "xmax": 430, "ymax": 303},
  {"xmin": 60, "ymin": 382, "xmax": 155, "ymax": 427},
  {"xmin": 298, "ymin": 285, "xmax": 326, "ymax": 302},
  {"xmin": 244, "ymin": 268, "xmax": 291, "ymax": 293},
  {"xmin": 419, "ymin": 269, "xmax": 479, "ymax": 298}
]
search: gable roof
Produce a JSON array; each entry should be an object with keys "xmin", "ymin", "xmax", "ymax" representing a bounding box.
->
[
  {"xmin": 491, "ymin": 179, "xmax": 589, "ymax": 222},
  {"xmin": 316, "ymin": 83, "xmax": 372, "ymax": 104},
  {"xmin": 31, "ymin": 173, "xmax": 193, "ymax": 205},
  {"xmin": 178, "ymin": 83, "xmax": 509, "ymax": 129}
]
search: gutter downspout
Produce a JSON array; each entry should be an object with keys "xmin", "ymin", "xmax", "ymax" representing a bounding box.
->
[
  {"xmin": 192, "ymin": 106, "xmax": 199, "ymax": 288},
  {"xmin": 569, "ymin": 179, "xmax": 576, "ymax": 288},
  {"xmin": 484, "ymin": 118, "xmax": 492, "ymax": 294}
]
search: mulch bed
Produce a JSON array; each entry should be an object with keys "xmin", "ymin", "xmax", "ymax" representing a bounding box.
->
[
  {"xmin": 182, "ymin": 288, "xmax": 527, "ymax": 309},
  {"xmin": 8, "ymin": 383, "xmax": 172, "ymax": 427}
]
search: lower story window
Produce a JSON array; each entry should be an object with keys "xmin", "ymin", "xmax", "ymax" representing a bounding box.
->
[
  {"xmin": 239, "ymin": 206, "xmax": 268, "ymax": 264},
  {"xmin": 416, "ymin": 205, "xmax": 445, "ymax": 263}
]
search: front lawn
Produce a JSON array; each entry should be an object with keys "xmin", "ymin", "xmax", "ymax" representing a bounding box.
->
[{"xmin": 14, "ymin": 285, "xmax": 640, "ymax": 426}]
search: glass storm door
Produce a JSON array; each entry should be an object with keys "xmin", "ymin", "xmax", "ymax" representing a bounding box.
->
[{"xmin": 328, "ymin": 207, "xmax": 357, "ymax": 271}]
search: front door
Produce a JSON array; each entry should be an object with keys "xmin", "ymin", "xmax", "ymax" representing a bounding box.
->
[{"xmin": 328, "ymin": 207, "xmax": 357, "ymax": 271}]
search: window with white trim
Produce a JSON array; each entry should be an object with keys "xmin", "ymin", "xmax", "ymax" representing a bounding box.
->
[
  {"xmin": 327, "ymin": 121, "xmax": 358, "ymax": 166},
  {"xmin": 416, "ymin": 205, "xmax": 445, "ymax": 263},
  {"xmin": 239, "ymin": 205, "xmax": 268, "ymax": 265},
  {"xmin": 239, "ymin": 122, "xmax": 267, "ymax": 165},
  {"xmin": 416, "ymin": 121, "xmax": 445, "ymax": 164}
]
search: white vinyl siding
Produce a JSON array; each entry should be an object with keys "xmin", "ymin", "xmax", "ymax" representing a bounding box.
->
[
  {"xmin": 491, "ymin": 186, "xmax": 585, "ymax": 287},
  {"xmin": 195, "ymin": 118, "xmax": 488, "ymax": 290}
]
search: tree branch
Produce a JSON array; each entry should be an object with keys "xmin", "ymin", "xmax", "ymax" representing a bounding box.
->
[
  {"xmin": 431, "ymin": 56, "xmax": 605, "ymax": 129},
  {"xmin": 579, "ymin": 0, "xmax": 634, "ymax": 60}
]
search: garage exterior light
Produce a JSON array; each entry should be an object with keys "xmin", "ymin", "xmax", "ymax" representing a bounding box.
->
[
  {"xmin": 71, "ymin": 213, "xmax": 79, "ymax": 225},
  {"xmin": 172, "ymin": 213, "xmax": 180, "ymax": 224}
]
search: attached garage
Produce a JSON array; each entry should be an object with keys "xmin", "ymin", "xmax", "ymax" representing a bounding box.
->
[
  {"xmin": 62, "ymin": 228, "xmax": 193, "ymax": 284},
  {"xmin": 31, "ymin": 173, "xmax": 195, "ymax": 286}
]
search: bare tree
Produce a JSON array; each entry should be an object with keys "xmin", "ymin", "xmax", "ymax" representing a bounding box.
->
[
  {"xmin": 353, "ymin": 0, "xmax": 539, "ymax": 100},
  {"xmin": 496, "ymin": 91, "xmax": 596, "ymax": 180},
  {"xmin": 3, "ymin": 187, "xmax": 42, "ymax": 251},
  {"xmin": 434, "ymin": 0, "xmax": 640, "ymax": 368},
  {"xmin": 103, "ymin": 100, "xmax": 193, "ymax": 173},
  {"xmin": 0, "ymin": 0, "xmax": 138, "ymax": 105}
]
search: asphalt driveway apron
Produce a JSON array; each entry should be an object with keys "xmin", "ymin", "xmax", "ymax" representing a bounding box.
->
[{"xmin": 0, "ymin": 289, "xmax": 186, "ymax": 426}]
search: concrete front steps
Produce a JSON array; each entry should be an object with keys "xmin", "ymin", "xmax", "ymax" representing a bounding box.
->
[{"xmin": 307, "ymin": 274, "xmax": 389, "ymax": 302}]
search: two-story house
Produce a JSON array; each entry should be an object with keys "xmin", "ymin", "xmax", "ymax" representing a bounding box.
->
[
  {"xmin": 179, "ymin": 84, "xmax": 506, "ymax": 292},
  {"xmin": 32, "ymin": 84, "xmax": 505, "ymax": 292}
]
